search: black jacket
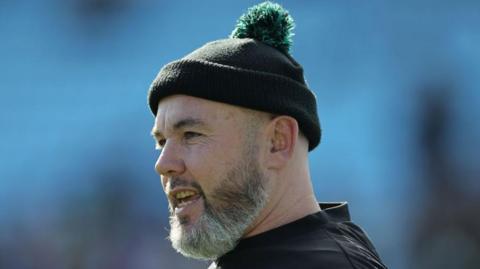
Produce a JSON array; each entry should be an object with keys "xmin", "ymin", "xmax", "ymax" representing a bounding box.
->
[{"xmin": 209, "ymin": 202, "xmax": 387, "ymax": 269}]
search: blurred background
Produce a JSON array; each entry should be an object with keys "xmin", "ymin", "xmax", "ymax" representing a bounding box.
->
[{"xmin": 1, "ymin": 0, "xmax": 479, "ymax": 268}]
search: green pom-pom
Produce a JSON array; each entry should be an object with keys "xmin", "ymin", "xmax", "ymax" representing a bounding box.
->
[{"xmin": 230, "ymin": 1, "xmax": 295, "ymax": 53}]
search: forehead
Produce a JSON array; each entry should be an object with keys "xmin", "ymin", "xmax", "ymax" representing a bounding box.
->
[{"xmin": 153, "ymin": 95, "xmax": 242, "ymax": 130}]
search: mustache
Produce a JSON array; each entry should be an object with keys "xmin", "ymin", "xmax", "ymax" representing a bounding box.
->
[{"xmin": 167, "ymin": 177, "xmax": 204, "ymax": 196}]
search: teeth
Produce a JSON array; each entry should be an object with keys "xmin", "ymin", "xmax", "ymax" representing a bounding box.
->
[
  {"xmin": 175, "ymin": 190, "xmax": 196, "ymax": 199},
  {"xmin": 178, "ymin": 200, "xmax": 193, "ymax": 207}
]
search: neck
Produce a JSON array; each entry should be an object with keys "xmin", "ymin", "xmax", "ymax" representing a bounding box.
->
[{"xmin": 243, "ymin": 167, "xmax": 320, "ymax": 238}]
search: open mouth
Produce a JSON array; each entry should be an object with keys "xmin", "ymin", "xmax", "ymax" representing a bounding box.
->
[{"xmin": 172, "ymin": 189, "xmax": 201, "ymax": 209}]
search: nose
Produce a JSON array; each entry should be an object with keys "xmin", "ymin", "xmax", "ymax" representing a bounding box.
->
[{"xmin": 154, "ymin": 140, "xmax": 186, "ymax": 178}]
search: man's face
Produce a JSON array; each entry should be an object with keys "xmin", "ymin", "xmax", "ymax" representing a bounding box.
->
[{"xmin": 152, "ymin": 95, "xmax": 270, "ymax": 260}]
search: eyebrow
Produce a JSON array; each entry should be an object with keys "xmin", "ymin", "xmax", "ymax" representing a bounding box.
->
[{"xmin": 151, "ymin": 117, "xmax": 207, "ymax": 140}]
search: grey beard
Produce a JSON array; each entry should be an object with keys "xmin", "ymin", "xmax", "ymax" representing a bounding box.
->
[{"xmin": 168, "ymin": 156, "xmax": 268, "ymax": 260}]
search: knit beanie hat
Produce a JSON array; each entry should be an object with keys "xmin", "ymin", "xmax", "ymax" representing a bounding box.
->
[{"xmin": 148, "ymin": 1, "xmax": 321, "ymax": 151}]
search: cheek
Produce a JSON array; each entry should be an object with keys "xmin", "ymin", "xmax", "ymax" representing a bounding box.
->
[{"xmin": 183, "ymin": 139, "xmax": 239, "ymax": 190}]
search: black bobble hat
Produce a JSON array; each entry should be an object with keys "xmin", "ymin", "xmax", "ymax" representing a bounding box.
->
[{"xmin": 148, "ymin": 1, "xmax": 321, "ymax": 151}]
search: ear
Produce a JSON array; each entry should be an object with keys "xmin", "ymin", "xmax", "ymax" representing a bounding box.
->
[{"xmin": 264, "ymin": 116, "xmax": 299, "ymax": 169}]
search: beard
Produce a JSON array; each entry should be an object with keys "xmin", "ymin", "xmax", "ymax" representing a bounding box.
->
[{"xmin": 168, "ymin": 146, "xmax": 269, "ymax": 260}]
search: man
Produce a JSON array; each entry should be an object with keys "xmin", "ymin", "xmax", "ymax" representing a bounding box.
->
[{"xmin": 148, "ymin": 2, "xmax": 387, "ymax": 268}]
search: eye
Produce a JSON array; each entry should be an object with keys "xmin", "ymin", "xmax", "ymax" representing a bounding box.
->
[
  {"xmin": 155, "ymin": 138, "xmax": 166, "ymax": 150},
  {"xmin": 184, "ymin": 131, "xmax": 202, "ymax": 140}
]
